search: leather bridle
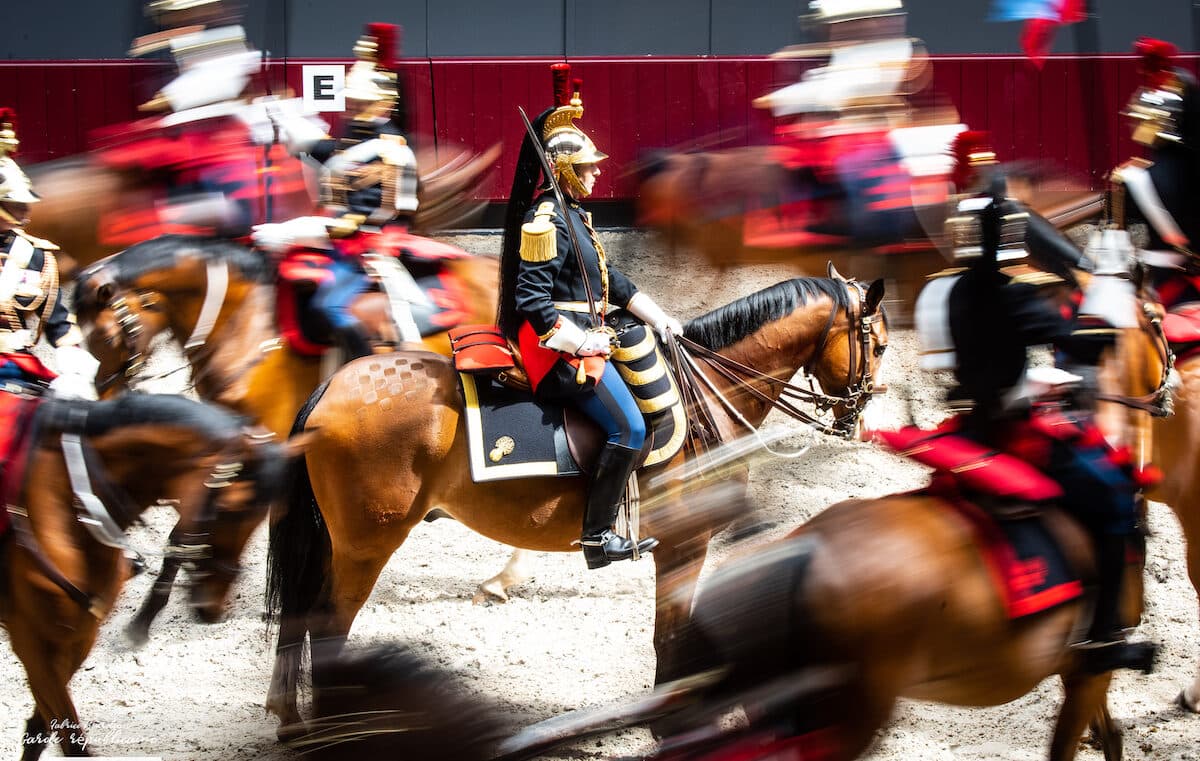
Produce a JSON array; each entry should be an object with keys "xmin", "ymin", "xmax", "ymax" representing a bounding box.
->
[{"xmin": 670, "ymin": 279, "xmax": 886, "ymax": 443}]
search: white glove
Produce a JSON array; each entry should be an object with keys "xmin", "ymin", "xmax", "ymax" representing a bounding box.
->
[
  {"xmin": 264, "ymin": 99, "xmax": 331, "ymax": 154},
  {"xmin": 251, "ymin": 216, "xmax": 332, "ymax": 253},
  {"xmin": 576, "ymin": 329, "xmax": 614, "ymax": 357},
  {"xmin": 627, "ymin": 292, "xmax": 683, "ymax": 341},
  {"xmin": 542, "ymin": 317, "xmax": 587, "ymax": 354},
  {"xmin": 49, "ymin": 345, "xmax": 100, "ymax": 400}
]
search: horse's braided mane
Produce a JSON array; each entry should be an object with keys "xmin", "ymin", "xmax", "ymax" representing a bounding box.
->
[
  {"xmin": 105, "ymin": 235, "xmax": 271, "ymax": 284},
  {"xmin": 683, "ymin": 277, "xmax": 849, "ymax": 351},
  {"xmin": 46, "ymin": 393, "xmax": 247, "ymax": 445}
]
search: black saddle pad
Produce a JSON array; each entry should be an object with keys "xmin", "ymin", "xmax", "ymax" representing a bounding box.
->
[{"xmin": 459, "ymin": 373, "xmax": 581, "ymax": 483}]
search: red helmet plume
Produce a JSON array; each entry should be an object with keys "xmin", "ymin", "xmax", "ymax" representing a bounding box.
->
[
  {"xmin": 950, "ymin": 130, "xmax": 996, "ymax": 193},
  {"xmin": 0, "ymin": 107, "xmax": 18, "ymax": 157},
  {"xmin": 551, "ymin": 63, "xmax": 571, "ymax": 107},
  {"xmin": 1133, "ymin": 37, "xmax": 1177, "ymax": 89},
  {"xmin": 368, "ymin": 22, "xmax": 400, "ymax": 71}
]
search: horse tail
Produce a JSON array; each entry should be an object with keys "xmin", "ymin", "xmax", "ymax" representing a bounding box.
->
[{"xmin": 265, "ymin": 378, "xmax": 334, "ymax": 631}]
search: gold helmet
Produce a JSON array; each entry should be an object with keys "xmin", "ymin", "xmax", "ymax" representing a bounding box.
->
[
  {"xmin": 143, "ymin": 0, "xmax": 241, "ymax": 31},
  {"xmin": 945, "ymin": 192, "xmax": 1027, "ymax": 263},
  {"xmin": 344, "ymin": 23, "xmax": 401, "ymax": 118},
  {"xmin": 1124, "ymin": 38, "xmax": 1188, "ymax": 148},
  {"xmin": 0, "ymin": 108, "xmax": 39, "ymax": 225},
  {"xmin": 541, "ymin": 64, "xmax": 607, "ymax": 198}
]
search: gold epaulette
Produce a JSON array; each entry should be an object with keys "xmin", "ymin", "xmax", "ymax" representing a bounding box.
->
[
  {"xmin": 520, "ymin": 202, "xmax": 558, "ymax": 262},
  {"xmin": 925, "ymin": 267, "xmax": 966, "ymax": 280},
  {"xmin": 328, "ymin": 214, "xmax": 365, "ymax": 239},
  {"xmin": 14, "ymin": 229, "xmax": 59, "ymax": 251},
  {"xmin": 1002, "ymin": 267, "xmax": 1064, "ymax": 287}
]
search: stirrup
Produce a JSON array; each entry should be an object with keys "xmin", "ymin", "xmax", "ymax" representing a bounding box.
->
[
  {"xmin": 580, "ymin": 529, "xmax": 659, "ymax": 570},
  {"xmin": 1074, "ymin": 639, "xmax": 1159, "ymax": 674}
]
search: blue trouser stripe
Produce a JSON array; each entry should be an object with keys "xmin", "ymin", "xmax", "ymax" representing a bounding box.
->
[{"xmin": 574, "ymin": 361, "xmax": 647, "ymax": 449}]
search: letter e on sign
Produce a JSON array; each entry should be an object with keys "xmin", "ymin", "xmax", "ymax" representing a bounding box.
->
[{"xmin": 302, "ymin": 65, "xmax": 345, "ymax": 112}]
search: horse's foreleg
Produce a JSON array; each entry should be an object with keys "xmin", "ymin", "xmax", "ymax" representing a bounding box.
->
[
  {"xmin": 21, "ymin": 712, "xmax": 49, "ymax": 761},
  {"xmin": 473, "ymin": 548, "xmax": 536, "ymax": 604},
  {"xmin": 1051, "ymin": 671, "xmax": 1117, "ymax": 761},
  {"xmin": 652, "ymin": 534, "xmax": 711, "ymax": 688},
  {"xmin": 13, "ymin": 637, "xmax": 93, "ymax": 757},
  {"xmin": 124, "ymin": 554, "xmax": 183, "ymax": 649},
  {"xmin": 1179, "ymin": 521, "xmax": 1200, "ymax": 712}
]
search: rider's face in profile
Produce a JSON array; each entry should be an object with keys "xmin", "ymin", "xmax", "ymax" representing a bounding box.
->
[{"xmin": 575, "ymin": 163, "xmax": 601, "ymax": 197}]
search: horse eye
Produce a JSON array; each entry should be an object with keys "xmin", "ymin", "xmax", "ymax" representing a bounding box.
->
[{"xmin": 874, "ymin": 345, "xmax": 887, "ymax": 358}]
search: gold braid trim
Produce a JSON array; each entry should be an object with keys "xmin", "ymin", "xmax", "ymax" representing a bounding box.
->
[
  {"xmin": 582, "ymin": 211, "xmax": 609, "ymax": 315},
  {"xmin": 31, "ymin": 250, "xmax": 59, "ymax": 344}
]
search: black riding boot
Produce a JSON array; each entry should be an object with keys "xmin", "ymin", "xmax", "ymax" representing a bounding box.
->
[
  {"xmin": 1078, "ymin": 533, "xmax": 1158, "ymax": 674},
  {"xmin": 580, "ymin": 443, "xmax": 659, "ymax": 569},
  {"xmin": 334, "ymin": 324, "xmax": 374, "ymax": 361}
]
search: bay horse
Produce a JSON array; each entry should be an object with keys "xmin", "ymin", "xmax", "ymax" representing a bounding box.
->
[
  {"xmin": 263, "ymin": 270, "xmax": 888, "ymax": 735},
  {"xmin": 1114, "ymin": 281, "xmax": 1200, "ymax": 712},
  {"xmin": 636, "ymin": 147, "xmax": 1102, "ymax": 323},
  {"xmin": 0, "ymin": 391, "xmax": 297, "ymax": 760},
  {"xmin": 25, "ymin": 144, "xmax": 500, "ymax": 281},
  {"xmin": 70, "ymin": 235, "xmax": 498, "ymax": 644}
]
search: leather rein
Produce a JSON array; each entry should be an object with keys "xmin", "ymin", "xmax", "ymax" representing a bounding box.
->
[
  {"xmin": 668, "ymin": 279, "xmax": 882, "ymax": 446},
  {"xmin": 1096, "ymin": 296, "xmax": 1176, "ymax": 418},
  {"xmin": 5, "ymin": 402, "xmax": 241, "ymax": 618},
  {"xmin": 93, "ymin": 259, "xmax": 267, "ymax": 397}
]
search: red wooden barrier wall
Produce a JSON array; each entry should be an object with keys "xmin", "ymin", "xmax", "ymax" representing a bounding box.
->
[{"xmin": 2, "ymin": 54, "xmax": 1198, "ymax": 200}]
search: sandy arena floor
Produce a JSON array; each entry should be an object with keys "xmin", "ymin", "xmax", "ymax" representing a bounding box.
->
[{"xmin": 0, "ymin": 231, "xmax": 1196, "ymax": 759}]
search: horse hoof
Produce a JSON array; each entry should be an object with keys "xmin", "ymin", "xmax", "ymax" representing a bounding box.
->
[
  {"xmin": 472, "ymin": 582, "xmax": 508, "ymax": 605},
  {"xmin": 1177, "ymin": 689, "xmax": 1200, "ymax": 713},
  {"xmin": 123, "ymin": 624, "xmax": 150, "ymax": 651},
  {"xmin": 276, "ymin": 720, "xmax": 308, "ymax": 745}
]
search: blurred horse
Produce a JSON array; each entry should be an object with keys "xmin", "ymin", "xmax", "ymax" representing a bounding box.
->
[
  {"xmin": 263, "ymin": 271, "xmax": 888, "ymax": 735},
  {"xmin": 636, "ymin": 147, "xmax": 1102, "ymax": 322},
  {"xmin": 1117, "ymin": 278, "xmax": 1200, "ymax": 711},
  {"xmin": 0, "ymin": 392, "xmax": 296, "ymax": 759},
  {"xmin": 25, "ymin": 144, "xmax": 500, "ymax": 280},
  {"xmin": 624, "ymin": 261, "xmax": 1175, "ymax": 761},
  {"xmin": 71, "ymin": 235, "xmax": 498, "ymax": 644}
]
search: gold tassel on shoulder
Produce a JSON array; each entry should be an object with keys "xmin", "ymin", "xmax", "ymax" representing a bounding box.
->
[{"xmin": 520, "ymin": 216, "xmax": 557, "ymax": 262}]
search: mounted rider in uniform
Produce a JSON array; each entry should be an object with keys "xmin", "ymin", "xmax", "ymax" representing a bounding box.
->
[
  {"xmin": 95, "ymin": 0, "xmax": 301, "ymax": 246},
  {"xmin": 252, "ymin": 23, "xmax": 421, "ymax": 360},
  {"xmin": 497, "ymin": 65, "xmax": 683, "ymax": 569},
  {"xmin": 0, "ymin": 110, "xmax": 98, "ymax": 399},
  {"xmin": 924, "ymin": 174, "xmax": 1158, "ymax": 673},
  {"xmin": 1111, "ymin": 37, "xmax": 1200, "ymax": 308}
]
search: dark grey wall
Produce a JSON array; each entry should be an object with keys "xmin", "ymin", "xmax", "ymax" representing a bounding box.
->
[{"xmin": 3, "ymin": 0, "xmax": 1197, "ymax": 59}]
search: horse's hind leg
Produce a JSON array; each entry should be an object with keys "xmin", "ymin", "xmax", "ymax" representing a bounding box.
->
[
  {"xmin": 309, "ymin": 546, "xmax": 398, "ymax": 654},
  {"xmin": 473, "ymin": 548, "xmax": 536, "ymax": 604},
  {"xmin": 1051, "ymin": 671, "xmax": 1117, "ymax": 761},
  {"xmin": 125, "ymin": 553, "xmax": 183, "ymax": 649}
]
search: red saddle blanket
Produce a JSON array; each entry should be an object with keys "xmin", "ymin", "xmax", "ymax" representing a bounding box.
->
[
  {"xmin": 933, "ymin": 486, "xmax": 1083, "ymax": 619},
  {"xmin": 1162, "ymin": 302, "xmax": 1200, "ymax": 362},
  {"xmin": 276, "ymin": 251, "xmax": 336, "ymax": 356},
  {"xmin": 0, "ymin": 392, "xmax": 43, "ymax": 539},
  {"xmin": 875, "ymin": 422, "xmax": 1082, "ymax": 618}
]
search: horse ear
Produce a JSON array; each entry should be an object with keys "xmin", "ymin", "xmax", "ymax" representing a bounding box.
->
[
  {"xmin": 865, "ymin": 278, "xmax": 886, "ymax": 314},
  {"xmin": 827, "ymin": 261, "xmax": 846, "ymax": 281}
]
